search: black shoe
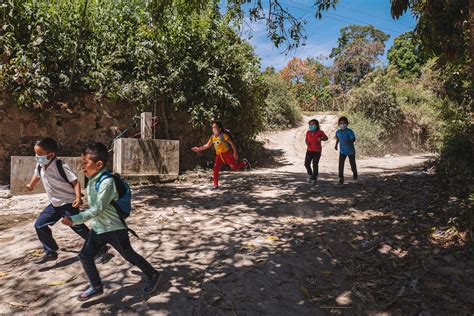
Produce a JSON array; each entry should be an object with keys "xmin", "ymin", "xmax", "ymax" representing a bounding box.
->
[
  {"xmin": 353, "ymin": 174, "xmax": 358, "ymax": 180},
  {"xmin": 243, "ymin": 158, "xmax": 251, "ymax": 170},
  {"xmin": 313, "ymin": 178, "xmax": 318, "ymax": 185},
  {"xmin": 95, "ymin": 245, "xmax": 111, "ymax": 264},
  {"xmin": 33, "ymin": 252, "xmax": 58, "ymax": 264},
  {"xmin": 78, "ymin": 285, "xmax": 104, "ymax": 301},
  {"xmin": 143, "ymin": 271, "xmax": 161, "ymax": 295},
  {"xmin": 338, "ymin": 177, "xmax": 344, "ymax": 184},
  {"xmin": 211, "ymin": 185, "xmax": 219, "ymax": 190}
]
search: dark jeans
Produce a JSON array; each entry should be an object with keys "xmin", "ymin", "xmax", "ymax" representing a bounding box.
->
[
  {"xmin": 339, "ymin": 154, "xmax": 358, "ymax": 178},
  {"xmin": 80, "ymin": 229, "xmax": 156, "ymax": 287},
  {"xmin": 35, "ymin": 203, "xmax": 89, "ymax": 254},
  {"xmin": 305, "ymin": 151, "xmax": 321, "ymax": 179}
]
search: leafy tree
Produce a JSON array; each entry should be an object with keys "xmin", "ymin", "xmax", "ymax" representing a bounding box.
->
[
  {"xmin": 1, "ymin": 0, "xmax": 267, "ymax": 144},
  {"xmin": 262, "ymin": 73, "xmax": 301, "ymax": 130},
  {"xmin": 387, "ymin": 32, "xmax": 427, "ymax": 78},
  {"xmin": 279, "ymin": 57, "xmax": 333, "ymax": 111},
  {"xmin": 330, "ymin": 25, "xmax": 389, "ymax": 91}
]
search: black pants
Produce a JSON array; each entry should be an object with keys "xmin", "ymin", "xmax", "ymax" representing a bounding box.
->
[
  {"xmin": 339, "ymin": 154, "xmax": 357, "ymax": 178},
  {"xmin": 304, "ymin": 151, "xmax": 321, "ymax": 180},
  {"xmin": 79, "ymin": 229, "xmax": 156, "ymax": 287},
  {"xmin": 35, "ymin": 203, "xmax": 89, "ymax": 254}
]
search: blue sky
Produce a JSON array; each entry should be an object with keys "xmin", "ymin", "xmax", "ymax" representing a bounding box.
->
[{"xmin": 236, "ymin": 0, "xmax": 417, "ymax": 70}]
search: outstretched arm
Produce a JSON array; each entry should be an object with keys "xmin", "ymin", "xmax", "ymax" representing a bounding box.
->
[{"xmin": 192, "ymin": 139, "xmax": 212, "ymax": 152}]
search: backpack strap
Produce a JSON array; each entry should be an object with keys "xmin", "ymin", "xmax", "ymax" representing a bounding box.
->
[
  {"xmin": 111, "ymin": 200, "xmax": 139, "ymax": 239},
  {"xmin": 95, "ymin": 171, "xmax": 113, "ymax": 192},
  {"xmin": 55, "ymin": 159, "xmax": 75, "ymax": 189},
  {"xmin": 96, "ymin": 172, "xmax": 139, "ymax": 238},
  {"xmin": 219, "ymin": 132, "xmax": 232, "ymax": 150}
]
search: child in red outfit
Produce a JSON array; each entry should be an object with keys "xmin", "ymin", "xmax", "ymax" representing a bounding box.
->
[
  {"xmin": 305, "ymin": 119, "xmax": 328, "ymax": 184},
  {"xmin": 192, "ymin": 121, "xmax": 250, "ymax": 189}
]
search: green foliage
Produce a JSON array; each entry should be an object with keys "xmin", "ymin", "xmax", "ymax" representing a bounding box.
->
[
  {"xmin": 387, "ymin": 32, "xmax": 427, "ymax": 78},
  {"xmin": 279, "ymin": 57, "xmax": 334, "ymax": 111},
  {"xmin": 346, "ymin": 69, "xmax": 403, "ymax": 133},
  {"xmin": 346, "ymin": 66, "xmax": 444, "ymax": 155},
  {"xmin": 344, "ymin": 111, "xmax": 386, "ymax": 156},
  {"xmin": 330, "ymin": 25, "xmax": 390, "ymax": 91},
  {"xmin": 262, "ymin": 73, "xmax": 301, "ymax": 130},
  {"xmin": 1, "ymin": 0, "xmax": 266, "ymax": 142}
]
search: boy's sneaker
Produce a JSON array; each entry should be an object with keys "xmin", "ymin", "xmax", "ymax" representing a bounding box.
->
[
  {"xmin": 338, "ymin": 177, "xmax": 344, "ymax": 184},
  {"xmin": 33, "ymin": 252, "xmax": 58, "ymax": 264},
  {"xmin": 95, "ymin": 245, "xmax": 111, "ymax": 264},
  {"xmin": 143, "ymin": 271, "xmax": 161, "ymax": 295},
  {"xmin": 243, "ymin": 158, "xmax": 251, "ymax": 170},
  {"xmin": 353, "ymin": 174, "xmax": 358, "ymax": 180},
  {"xmin": 211, "ymin": 185, "xmax": 219, "ymax": 190},
  {"xmin": 78, "ymin": 285, "xmax": 104, "ymax": 301},
  {"xmin": 307, "ymin": 176, "xmax": 313, "ymax": 183},
  {"xmin": 313, "ymin": 178, "xmax": 318, "ymax": 185}
]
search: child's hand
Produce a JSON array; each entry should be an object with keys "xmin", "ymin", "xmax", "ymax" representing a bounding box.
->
[
  {"xmin": 62, "ymin": 216, "xmax": 73, "ymax": 226},
  {"xmin": 334, "ymin": 145, "xmax": 338, "ymax": 151},
  {"xmin": 72, "ymin": 197, "xmax": 82, "ymax": 208},
  {"xmin": 25, "ymin": 183, "xmax": 34, "ymax": 191},
  {"xmin": 191, "ymin": 147, "xmax": 200, "ymax": 152}
]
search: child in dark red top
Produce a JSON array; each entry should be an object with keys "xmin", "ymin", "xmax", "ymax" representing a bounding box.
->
[{"xmin": 305, "ymin": 119, "xmax": 328, "ymax": 184}]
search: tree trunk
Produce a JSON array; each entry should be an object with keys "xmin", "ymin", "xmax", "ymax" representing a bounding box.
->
[
  {"xmin": 470, "ymin": 0, "xmax": 474, "ymax": 99},
  {"xmin": 160, "ymin": 96, "xmax": 170, "ymax": 139}
]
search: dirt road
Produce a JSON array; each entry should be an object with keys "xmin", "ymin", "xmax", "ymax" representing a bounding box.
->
[{"xmin": 0, "ymin": 114, "xmax": 472, "ymax": 315}]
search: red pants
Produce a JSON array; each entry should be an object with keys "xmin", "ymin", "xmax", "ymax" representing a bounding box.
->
[{"xmin": 213, "ymin": 151, "xmax": 247, "ymax": 187}]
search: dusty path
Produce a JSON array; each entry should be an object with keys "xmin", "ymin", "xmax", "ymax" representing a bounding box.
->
[{"xmin": 0, "ymin": 114, "xmax": 472, "ymax": 315}]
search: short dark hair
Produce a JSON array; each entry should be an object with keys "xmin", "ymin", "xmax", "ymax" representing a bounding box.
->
[
  {"xmin": 308, "ymin": 119, "xmax": 319, "ymax": 125},
  {"xmin": 211, "ymin": 121, "xmax": 223, "ymax": 129},
  {"xmin": 338, "ymin": 116, "xmax": 349, "ymax": 124},
  {"xmin": 82, "ymin": 142, "xmax": 109, "ymax": 164},
  {"xmin": 35, "ymin": 138, "xmax": 58, "ymax": 153}
]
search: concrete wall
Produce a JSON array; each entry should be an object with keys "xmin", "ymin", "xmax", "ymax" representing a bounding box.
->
[
  {"xmin": 10, "ymin": 157, "xmax": 84, "ymax": 195},
  {"xmin": 113, "ymin": 138, "xmax": 179, "ymax": 176},
  {"xmin": 0, "ymin": 92, "xmax": 212, "ymax": 185}
]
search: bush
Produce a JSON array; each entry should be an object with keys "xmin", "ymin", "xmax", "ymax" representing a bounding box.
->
[
  {"xmin": 262, "ymin": 73, "xmax": 301, "ymax": 130},
  {"xmin": 344, "ymin": 111, "xmax": 387, "ymax": 156}
]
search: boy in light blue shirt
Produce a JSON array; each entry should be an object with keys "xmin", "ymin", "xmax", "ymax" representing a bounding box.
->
[
  {"xmin": 62, "ymin": 142, "xmax": 161, "ymax": 301},
  {"xmin": 335, "ymin": 116, "xmax": 358, "ymax": 184}
]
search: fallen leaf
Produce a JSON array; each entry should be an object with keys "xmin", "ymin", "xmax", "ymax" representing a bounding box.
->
[
  {"xmin": 422, "ymin": 281, "xmax": 445, "ymax": 289},
  {"xmin": 320, "ymin": 270, "xmax": 333, "ymax": 276},
  {"xmin": 30, "ymin": 250, "xmax": 43, "ymax": 257},
  {"xmin": 0, "ymin": 272, "xmax": 8, "ymax": 278},
  {"xmin": 300, "ymin": 286, "xmax": 311, "ymax": 300},
  {"xmin": 8, "ymin": 302, "xmax": 30, "ymax": 308},
  {"xmin": 266, "ymin": 236, "xmax": 279, "ymax": 241},
  {"xmin": 48, "ymin": 275, "xmax": 76, "ymax": 286}
]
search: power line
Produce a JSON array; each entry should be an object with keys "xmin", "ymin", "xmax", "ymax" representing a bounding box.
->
[
  {"xmin": 334, "ymin": 3, "xmax": 416, "ymax": 28},
  {"xmin": 283, "ymin": 0, "xmax": 409, "ymax": 36}
]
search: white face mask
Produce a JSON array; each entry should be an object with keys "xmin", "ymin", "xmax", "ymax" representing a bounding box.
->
[
  {"xmin": 36, "ymin": 154, "xmax": 51, "ymax": 166},
  {"xmin": 339, "ymin": 123, "xmax": 347, "ymax": 130}
]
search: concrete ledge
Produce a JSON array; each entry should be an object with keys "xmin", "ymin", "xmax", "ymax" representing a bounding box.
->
[
  {"xmin": 113, "ymin": 138, "xmax": 179, "ymax": 176},
  {"xmin": 10, "ymin": 156, "xmax": 84, "ymax": 195}
]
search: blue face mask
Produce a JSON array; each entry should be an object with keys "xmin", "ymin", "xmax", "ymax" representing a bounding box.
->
[
  {"xmin": 309, "ymin": 125, "xmax": 318, "ymax": 131},
  {"xmin": 36, "ymin": 154, "xmax": 51, "ymax": 166}
]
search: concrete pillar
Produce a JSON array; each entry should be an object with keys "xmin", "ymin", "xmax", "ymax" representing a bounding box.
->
[{"xmin": 141, "ymin": 112, "xmax": 153, "ymax": 139}]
